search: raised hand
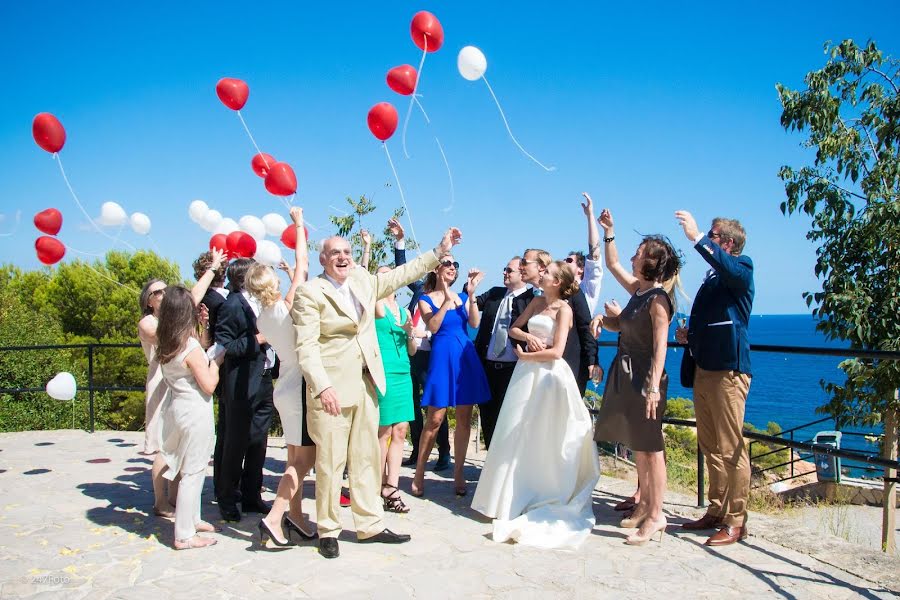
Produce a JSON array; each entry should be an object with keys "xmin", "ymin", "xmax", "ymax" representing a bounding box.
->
[
  {"xmin": 598, "ymin": 208, "xmax": 614, "ymax": 233},
  {"xmin": 436, "ymin": 227, "xmax": 462, "ymax": 255},
  {"xmin": 277, "ymin": 260, "xmax": 292, "ymax": 274},
  {"xmin": 210, "ymin": 248, "xmax": 226, "ymax": 271},
  {"xmin": 360, "ymin": 229, "xmax": 372, "ymax": 246},
  {"xmin": 387, "ymin": 217, "xmax": 405, "ymax": 241},
  {"xmin": 465, "ymin": 268, "xmax": 484, "ymax": 294},
  {"xmin": 289, "ymin": 206, "xmax": 303, "ymax": 225},
  {"xmin": 674, "ymin": 210, "xmax": 700, "ymax": 241},
  {"xmin": 581, "ymin": 192, "xmax": 595, "ymax": 218}
]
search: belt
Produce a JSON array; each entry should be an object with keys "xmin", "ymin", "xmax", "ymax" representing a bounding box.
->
[{"xmin": 485, "ymin": 360, "xmax": 516, "ymax": 370}]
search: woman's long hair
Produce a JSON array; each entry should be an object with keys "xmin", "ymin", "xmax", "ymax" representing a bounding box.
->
[
  {"xmin": 156, "ymin": 286, "xmax": 199, "ymax": 364},
  {"xmin": 423, "ymin": 255, "xmax": 458, "ymax": 293},
  {"xmin": 244, "ymin": 264, "xmax": 281, "ymax": 308},
  {"xmin": 139, "ymin": 278, "xmax": 165, "ymax": 316}
]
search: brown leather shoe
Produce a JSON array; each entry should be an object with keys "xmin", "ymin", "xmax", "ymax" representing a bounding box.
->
[
  {"xmin": 705, "ymin": 525, "xmax": 748, "ymax": 546},
  {"xmin": 681, "ymin": 513, "xmax": 722, "ymax": 530}
]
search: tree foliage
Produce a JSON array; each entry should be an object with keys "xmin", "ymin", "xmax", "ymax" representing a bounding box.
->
[
  {"xmin": 777, "ymin": 39, "xmax": 900, "ymax": 426},
  {"xmin": 329, "ymin": 194, "xmax": 413, "ymax": 272}
]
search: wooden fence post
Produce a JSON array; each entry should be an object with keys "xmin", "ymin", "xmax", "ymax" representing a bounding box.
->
[{"xmin": 882, "ymin": 394, "xmax": 897, "ymax": 555}]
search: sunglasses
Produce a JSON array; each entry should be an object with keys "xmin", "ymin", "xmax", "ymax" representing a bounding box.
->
[
  {"xmin": 150, "ymin": 288, "xmax": 167, "ymax": 298},
  {"xmin": 707, "ymin": 231, "xmax": 727, "ymax": 241},
  {"xmin": 564, "ymin": 257, "xmax": 577, "ymax": 263},
  {"xmin": 502, "ymin": 267, "xmax": 515, "ymax": 274},
  {"xmin": 440, "ymin": 260, "xmax": 460, "ymax": 269},
  {"xmin": 519, "ymin": 259, "xmax": 538, "ymax": 267}
]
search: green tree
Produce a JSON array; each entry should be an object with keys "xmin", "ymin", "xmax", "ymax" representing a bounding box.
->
[
  {"xmin": 776, "ymin": 40, "xmax": 900, "ymax": 426},
  {"xmin": 330, "ymin": 194, "xmax": 415, "ymax": 272}
]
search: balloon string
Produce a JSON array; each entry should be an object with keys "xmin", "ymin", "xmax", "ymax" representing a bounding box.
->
[
  {"xmin": 64, "ymin": 250, "xmax": 141, "ymax": 293},
  {"xmin": 237, "ymin": 111, "xmax": 268, "ymax": 167},
  {"xmin": 0, "ymin": 210, "xmax": 22, "ymax": 237},
  {"xmin": 480, "ymin": 76, "xmax": 557, "ymax": 172},
  {"xmin": 412, "ymin": 96, "xmax": 431, "ymax": 124},
  {"xmin": 435, "ymin": 138, "xmax": 455, "ymax": 213},
  {"xmin": 401, "ymin": 37, "xmax": 429, "ymax": 159},
  {"xmin": 54, "ymin": 154, "xmax": 138, "ymax": 250},
  {"xmin": 146, "ymin": 235, "xmax": 163, "ymax": 255},
  {"xmin": 382, "ymin": 143, "xmax": 420, "ymax": 255}
]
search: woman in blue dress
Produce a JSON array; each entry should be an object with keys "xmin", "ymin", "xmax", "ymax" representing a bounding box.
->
[{"xmin": 411, "ymin": 254, "xmax": 490, "ymax": 497}]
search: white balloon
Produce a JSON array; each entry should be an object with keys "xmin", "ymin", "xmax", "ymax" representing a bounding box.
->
[
  {"xmin": 214, "ymin": 217, "xmax": 239, "ymax": 235},
  {"xmin": 261, "ymin": 213, "xmax": 288, "ymax": 237},
  {"xmin": 239, "ymin": 215, "xmax": 266, "ymax": 240},
  {"xmin": 129, "ymin": 212, "xmax": 151, "ymax": 235},
  {"xmin": 98, "ymin": 201, "xmax": 127, "ymax": 226},
  {"xmin": 254, "ymin": 239, "xmax": 282, "ymax": 266},
  {"xmin": 46, "ymin": 371, "xmax": 77, "ymax": 401},
  {"xmin": 458, "ymin": 46, "xmax": 488, "ymax": 81},
  {"xmin": 201, "ymin": 209, "xmax": 223, "ymax": 232},
  {"xmin": 189, "ymin": 200, "xmax": 209, "ymax": 223}
]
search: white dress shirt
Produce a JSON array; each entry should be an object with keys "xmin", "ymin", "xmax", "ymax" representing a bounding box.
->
[{"xmin": 486, "ymin": 286, "xmax": 529, "ymax": 362}]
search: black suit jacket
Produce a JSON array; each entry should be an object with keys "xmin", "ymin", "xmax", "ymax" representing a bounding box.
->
[
  {"xmin": 563, "ymin": 289, "xmax": 597, "ymax": 394},
  {"xmin": 201, "ymin": 288, "xmax": 227, "ymax": 343},
  {"xmin": 215, "ymin": 292, "xmax": 272, "ymax": 416},
  {"xmin": 473, "ymin": 286, "xmax": 535, "ymax": 360}
]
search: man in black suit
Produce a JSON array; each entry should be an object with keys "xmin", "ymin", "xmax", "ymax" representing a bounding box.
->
[
  {"xmin": 387, "ymin": 219, "xmax": 451, "ymax": 470},
  {"xmin": 214, "ymin": 258, "xmax": 276, "ymax": 521},
  {"xmin": 472, "ymin": 256, "xmax": 534, "ymax": 449},
  {"xmin": 675, "ymin": 211, "xmax": 754, "ymax": 547},
  {"xmin": 519, "ymin": 248, "xmax": 598, "ymax": 396},
  {"xmin": 193, "ymin": 251, "xmax": 230, "ymax": 498}
]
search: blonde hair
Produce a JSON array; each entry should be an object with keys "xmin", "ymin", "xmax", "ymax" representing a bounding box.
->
[
  {"xmin": 244, "ymin": 264, "xmax": 282, "ymax": 308},
  {"xmin": 712, "ymin": 217, "xmax": 747, "ymax": 255}
]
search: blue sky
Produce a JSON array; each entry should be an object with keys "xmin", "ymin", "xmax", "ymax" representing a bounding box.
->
[{"xmin": 1, "ymin": 1, "xmax": 898, "ymax": 314}]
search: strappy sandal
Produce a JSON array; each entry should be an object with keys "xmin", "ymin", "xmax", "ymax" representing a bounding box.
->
[{"xmin": 382, "ymin": 484, "xmax": 411, "ymax": 513}]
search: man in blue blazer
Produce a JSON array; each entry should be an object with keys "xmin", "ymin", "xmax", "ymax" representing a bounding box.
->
[{"xmin": 675, "ymin": 210, "xmax": 754, "ymax": 547}]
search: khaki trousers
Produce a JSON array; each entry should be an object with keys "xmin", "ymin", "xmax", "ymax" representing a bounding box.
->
[
  {"xmin": 694, "ymin": 367, "xmax": 752, "ymax": 528},
  {"xmin": 307, "ymin": 376, "xmax": 384, "ymax": 539}
]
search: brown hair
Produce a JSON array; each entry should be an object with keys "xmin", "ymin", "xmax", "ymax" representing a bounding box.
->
[
  {"xmin": 156, "ymin": 286, "xmax": 199, "ymax": 364},
  {"xmin": 423, "ymin": 254, "xmax": 458, "ymax": 293},
  {"xmin": 192, "ymin": 251, "xmax": 226, "ymax": 288},
  {"xmin": 551, "ymin": 261, "xmax": 580, "ymax": 299},
  {"xmin": 226, "ymin": 258, "xmax": 255, "ymax": 292},
  {"xmin": 638, "ymin": 236, "xmax": 684, "ymax": 316},
  {"xmin": 139, "ymin": 278, "xmax": 165, "ymax": 316},
  {"xmin": 712, "ymin": 217, "xmax": 747, "ymax": 255}
]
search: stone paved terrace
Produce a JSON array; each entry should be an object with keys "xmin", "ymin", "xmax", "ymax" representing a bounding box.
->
[{"xmin": 1, "ymin": 430, "xmax": 899, "ymax": 599}]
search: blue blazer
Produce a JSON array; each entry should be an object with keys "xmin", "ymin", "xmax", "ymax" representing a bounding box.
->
[{"xmin": 686, "ymin": 235, "xmax": 755, "ymax": 376}]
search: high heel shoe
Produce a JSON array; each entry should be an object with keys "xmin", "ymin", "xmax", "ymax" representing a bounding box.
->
[
  {"xmin": 619, "ymin": 511, "xmax": 648, "ymax": 529},
  {"xmin": 625, "ymin": 519, "xmax": 667, "ymax": 545},
  {"xmin": 258, "ymin": 519, "xmax": 292, "ymax": 547},
  {"xmin": 282, "ymin": 514, "xmax": 317, "ymax": 541}
]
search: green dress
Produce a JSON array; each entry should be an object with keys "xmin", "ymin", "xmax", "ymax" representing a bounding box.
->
[{"xmin": 375, "ymin": 305, "xmax": 414, "ymax": 426}]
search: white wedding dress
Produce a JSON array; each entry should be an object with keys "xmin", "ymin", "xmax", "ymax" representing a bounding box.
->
[{"xmin": 471, "ymin": 314, "xmax": 600, "ymax": 550}]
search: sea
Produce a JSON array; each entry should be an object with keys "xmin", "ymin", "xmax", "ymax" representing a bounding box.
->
[{"xmin": 590, "ymin": 314, "xmax": 886, "ymax": 478}]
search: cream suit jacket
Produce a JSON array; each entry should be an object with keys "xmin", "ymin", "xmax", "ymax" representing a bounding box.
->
[{"xmin": 291, "ymin": 250, "xmax": 440, "ymax": 405}]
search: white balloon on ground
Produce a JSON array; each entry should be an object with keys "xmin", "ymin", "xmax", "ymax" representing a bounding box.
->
[
  {"xmin": 130, "ymin": 212, "xmax": 151, "ymax": 235},
  {"xmin": 261, "ymin": 213, "xmax": 288, "ymax": 237},
  {"xmin": 98, "ymin": 201, "xmax": 127, "ymax": 226},
  {"xmin": 458, "ymin": 46, "xmax": 488, "ymax": 81},
  {"xmin": 46, "ymin": 372, "xmax": 77, "ymax": 401},
  {"xmin": 200, "ymin": 209, "xmax": 223, "ymax": 232},
  {"xmin": 254, "ymin": 239, "xmax": 282, "ymax": 266},
  {"xmin": 214, "ymin": 217, "xmax": 239, "ymax": 235},
  {"xmin": 239, "ymin": 215, "xmax": 266, "ymax": 240},
  {"xmin": 189, "ymin": 200, "xmax": 209, "ymax": 223}
]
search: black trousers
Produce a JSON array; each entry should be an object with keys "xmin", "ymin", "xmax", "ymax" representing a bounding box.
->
[
  {"xmin": 479, "ymin": 359, "xmax": 517, "ymax": 450},
  {"xmin": 408, "ymin": 350, "xmax": 449, "ymax": 458},
  {"xmin": 215, "ymin": 371, "xmax": 274, "ymax": 511}
]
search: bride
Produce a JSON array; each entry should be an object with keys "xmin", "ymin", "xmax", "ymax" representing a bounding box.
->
[{"xmin": 471, "ymin": 259, "xmax": 600, "ymax": 550}]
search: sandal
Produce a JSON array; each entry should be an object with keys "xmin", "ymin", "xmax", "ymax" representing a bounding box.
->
[
  {"xmin": 382, "ymin": 484, "xmax": 410, "ymax": 513},
  {"xmin": 195, "ymin": 520, "xmax": 222, "ymax": 533},
  {"xmin": 174, "ymin": 535, "xmax": 217, "ymax": 550}
]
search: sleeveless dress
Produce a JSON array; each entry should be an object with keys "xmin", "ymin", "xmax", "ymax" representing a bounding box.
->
[
  {"xmin": 139, "ymin": 315, "xmax": 168, "ymax": 454},
  {"xmin": 420, "ymin": 293, "xmax": 490, "ymax": 408},
  {"xmin": 594, "ymin": 288, "xmax": 673, "ymax": 452},
  {"xmin": 256, "ymin": 301, "xmax": 312, "ymax": 447},
  {"xmin": 374, "ymin": 306, "xmax": 414, "ymax": 426},
  {"xmin": 471, "ymin": 314, "xmax": 600, "ymax": 549},
  {"xmin": 158, "ymin": 337, "xmax": 215, "ymax": 479}
]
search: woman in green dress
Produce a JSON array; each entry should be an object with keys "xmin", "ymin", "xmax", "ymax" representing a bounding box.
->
[{"xmin": 374, "ymin": 265, "xmax": 419, "ymax": 513}]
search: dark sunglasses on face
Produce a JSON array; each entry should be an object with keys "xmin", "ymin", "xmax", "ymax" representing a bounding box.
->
[
  {"xmin": 519, "ymin": 259, "xmax": 538, "ymax": 267},
  {"xmin": 708, "ymin": 231, "xmax": 726, "ymax": 240},
  {"xmin": 502, "ymin": 267, "xmax": 515, "ymax": 274},
  {"xmin": 564, "ymin": 257, "xmax": 576, "ymax": 263},
  {"xmin": 440, "ymin": 260, "xmax": 460, "ymax": 269},
  {"xmin": 150, "ymin": 288, "xmax": 167, "ymax": 298}
]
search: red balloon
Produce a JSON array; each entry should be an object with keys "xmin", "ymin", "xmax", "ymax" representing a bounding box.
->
[
  {"xmin": 410, "ymin": 11, "xmax": 444, "ymax": 52},
  {"xmin": 35, "ymin": 236, "xmax": 65, "ymax": 265},
  {"xmin": 386, "ymin": 65, "xmax": 418, "ymax": 96},
  {"xmin": 32, "ymin": 113, "xmax": 66, "ymax": 153},
  {"xmin": 280, "ymin": 224, "xmax": 309, "ymax": 250},
  {"xmin": 216, "ymin": 78, "xmax": 250, "ymax": 111},
  {"xmin": 367, "ymin": 102, "xmax": 399, "ymax": 142},
  {"xmin": 34, "ymin": 208, "xmax": 63, "ymax": 235},
  {"xmin": 264, "ymin": 162, "xmax": 298, "ymax": 196},
  {"xmin": 209, "ymin": 233, "xmax": 230, "ymax": 258},
  {"xmin": 251, "ymin": 153, "xmax": 277, "ymax": 178},
  {"xmin": 226, "ymin": 231, "xmax": 257, "ymax": 258}
]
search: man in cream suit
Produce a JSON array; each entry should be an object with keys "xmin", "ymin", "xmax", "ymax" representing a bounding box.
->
[{"xmin": 292, "ymin": 227, "xmax": 462, "ymax": 559}]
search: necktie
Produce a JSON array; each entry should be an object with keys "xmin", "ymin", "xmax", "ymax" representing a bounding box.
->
[{"xmin": 491, "ymin": 294, "xmax": 513, "ymax": 359}]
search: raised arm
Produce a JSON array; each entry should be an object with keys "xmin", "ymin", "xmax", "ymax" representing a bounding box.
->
[
  {"xmin": 190, "ymin": 248, "xmax": 227, "ymax": 305},
  {"xmin": 359, "ymin": 229, "xmax": 372, "ymax": 271},
  {"xmin": 599, "ymin": 208, "xmax": 639, "ymax": 293},
  {"xmin": 675, "ymin": 210, "xmax": 752, "ymax": 292},
  {"xmin": 372, "ymin": 227, "xmax": 461, "ymax": 300},
  {"xmin": 389, "ymin": 217, "xmax": 423, "ymax": 295},
  {"xmin": 465, "ymin": 269, "xmax": 485, "ymax": 328},
  {"xmin": 582, "ymin": 193, "xmax": 601, "ymax": 261},
  {"xmin": 283, "ymin": 207, "xmax": 308, "ymax": 307},
  {"xmin": 514, "ymin": 303, "xmax": 572, "ymax": 361}
]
